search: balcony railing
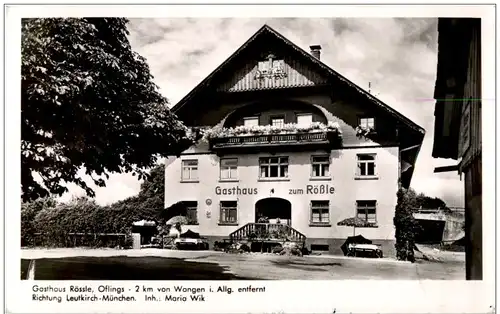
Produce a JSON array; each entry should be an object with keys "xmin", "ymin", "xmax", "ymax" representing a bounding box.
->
[
  {"xmin": 209, "ymin": 130, "xmax": 341, "ymax": 152},
  {"xmin": 229, "ymin": 223, "xmax": 306, "ymax": 243}
]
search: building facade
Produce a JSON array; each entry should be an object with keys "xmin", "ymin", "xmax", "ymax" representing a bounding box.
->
[
  {"xmin": 164, "ymin": 25, "xmax": 425, "ymax": 256},
  {"xmin": 432, "ymin": 18, "xmax": 482, "ymax": 280}
]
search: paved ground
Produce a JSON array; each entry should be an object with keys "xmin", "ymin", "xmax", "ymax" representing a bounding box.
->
[{"xmin": 21, "ymin": 248, "xmax": 465, "ymax": 280}]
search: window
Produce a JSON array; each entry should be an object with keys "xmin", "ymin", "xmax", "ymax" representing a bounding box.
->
[
  {"xmin": 243, "ymin": 117, "xmax": 259, "ymax": 127},
  {"xmin": 357, "ymin": 154, "xmax": 376, "ymax": 177},
  {"xmin": 271, "ymin": 116, "xmax": 285, "ymax": 127},
  {"xmin": 311, "ymin": 155, "xmax": 330, "ymax": 177},
  {"xmin": 359, "ymin": 117, "xmax": 375, "ymax": 129},
  {"xmin": 311, "ymin": 244, "xmax": 330, "ymax": 251},
  {"xmin": 297, "ymin": 113, "xmax": 313, "ymax": 127},
  {"xmin": 356, "ymin": 200, "xmax": 377, "ymax": 224},
  {"xmin": 311, "ymin": 200, "xmax": 330, "ymax": 224},
  {"xmin": 220, "ymin": 158, "xmax": 238, "ymax": 180},
  {"xmin": 183, "ymin": 201, "xmax": 198, "ymax": 224},
  {"xmin": 220, "ymin": 201, "xmax": 238, "ymax": 224},
  {"xmin": 181, "ymin": 159, "xmax": 198, "ymax": 181},
  {"xmin": 259, "ymin": 157, "xmax": 289, "ymax": 178}
]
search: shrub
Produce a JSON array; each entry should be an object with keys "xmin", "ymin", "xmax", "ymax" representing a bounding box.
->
[
  {"xmin": 21, "ymin": 197, "xmax": 57, "ymax": 247},
  {"xmin": 22, "ymin": 196, "xmax": 160, "ymax": 248}
]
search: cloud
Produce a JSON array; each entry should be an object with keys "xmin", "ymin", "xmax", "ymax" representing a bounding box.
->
[{"xmin": 59, "ymin": 18, "xmax": 464, "ymax": 208}]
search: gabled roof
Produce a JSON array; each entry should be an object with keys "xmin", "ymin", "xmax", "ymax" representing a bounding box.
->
[{"xmin": 172, "ymin": 24, "xmax": 425, "ymax": 136}]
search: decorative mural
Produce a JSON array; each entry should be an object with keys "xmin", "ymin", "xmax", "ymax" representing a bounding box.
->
[{"xmin": 217, "ymin": 55, "xmax": 329, "ymax": 92}]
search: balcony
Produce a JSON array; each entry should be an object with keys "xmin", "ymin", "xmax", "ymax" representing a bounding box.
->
[{"xmin": 205, "ymin": 122, "xmax": 342, "ymax": 154}]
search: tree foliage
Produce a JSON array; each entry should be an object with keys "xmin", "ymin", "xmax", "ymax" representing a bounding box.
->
[
  {"xmin": 415, "ymin": 193, "xmax": 450, "ymax": 211},
  {"xmin": 393, "ymin": 188, "xmax": 420, "ymax": 262},
  {"xmin": 21, "ymin": 18, "xmax": 193, "ymax": 202}
]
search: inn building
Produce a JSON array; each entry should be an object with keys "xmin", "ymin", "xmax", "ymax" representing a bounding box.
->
[{"xmin": 164, "ymin": 25, "xmax": 425, "ymax": 256}]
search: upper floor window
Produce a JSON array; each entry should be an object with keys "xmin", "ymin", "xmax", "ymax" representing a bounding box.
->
[
  {"xmin": 243, "ymin": 116, "xmax": 259, "ymax": 127},
  {"xmin": 356, "ymin": 200, "xmax": 377, "ymax": 224},
  {"xmin": 296, "ymin": 113, "xmax": 313, "ymax": 127},
  {"xmin": 259, "ymin": 157, "xmax": 288, "ymax": 178},
  {"xmin": 359, "ymin": 117, "xmax": 375, "ymax": 129},
  {"xmin": 311, "ymin": 200, "xmax": 330, "ymax": 225},
  {"xmin": 181, "ymin": 159, "xmax": 198, "ymax": 181},
  {"xmin": 220, "ymin": 158, "xmax": 238, "ymax": 180},
  {"xmin": 271, "ymin": 116, "xmax": 285, "ymax": 128},
  {"xmin": 356, "ymin": 154, "xmax": 376, "ymax": 177},
  {"xmin": 311, "ymin": 155, "xmax": 330, "ymax": 178}
]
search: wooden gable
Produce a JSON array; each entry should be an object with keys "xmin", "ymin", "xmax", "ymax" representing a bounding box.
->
[
  {"xmin": 216, "ymin": 54, "xmax": 329, "ymax": 92},
  {"xmin": 173, "ymin": 24, "xmax": 424, "ymax": 139}
]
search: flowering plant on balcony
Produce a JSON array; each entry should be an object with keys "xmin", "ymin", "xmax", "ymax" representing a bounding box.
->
[
  {"xmin": 355, "ymin": 125, "xmax": 375, "ymax": 138},
  {"xmin": 202, "ymin": 121, "xmax": 342, "ymax": 141}
]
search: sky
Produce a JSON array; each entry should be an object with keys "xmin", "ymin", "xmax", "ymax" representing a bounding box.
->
[{"xmin": 58, "ymin": 17, "xmax": 465, "ymax": 208}]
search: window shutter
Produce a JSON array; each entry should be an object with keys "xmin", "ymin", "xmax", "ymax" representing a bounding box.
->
[
  {"xmin": 236, "ymin": 200, "xmax": 239, "ymax": 222},
  {"xmin": 219, "ymin": 202, "xmax": 222, "ymax": 223},
  {"xmin": 309, "ymin": 201, "xmax": 312, "ymax": 222}
]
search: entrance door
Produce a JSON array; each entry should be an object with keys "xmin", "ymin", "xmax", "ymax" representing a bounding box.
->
[{"xmin": 255, "ymin": 197, "xmax": 292, "ymax": 225}]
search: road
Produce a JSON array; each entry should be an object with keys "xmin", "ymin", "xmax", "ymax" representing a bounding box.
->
[{"xmin": 21, "ymin": 248, "xmax": 465, "ymax": 280}]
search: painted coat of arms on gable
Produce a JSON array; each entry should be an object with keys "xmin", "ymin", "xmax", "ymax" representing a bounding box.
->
[{"xmin": 254, "ymin": 53, "xmax": 287, "ymax": 80}]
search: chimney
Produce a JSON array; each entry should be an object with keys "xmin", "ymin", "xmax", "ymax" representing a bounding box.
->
[{"xmin": 310, "ymin": 45, "xmax": 322, "ymax": 60}]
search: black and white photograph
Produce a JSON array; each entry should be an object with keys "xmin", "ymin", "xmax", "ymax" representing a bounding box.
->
[{"xmin": 5, "ymin": 3, "xmax": 496, "ymax": 314}]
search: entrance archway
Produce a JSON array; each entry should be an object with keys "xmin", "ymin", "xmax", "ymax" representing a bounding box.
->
[{"xmin": 255, "ymin": 198, "xmax": 292, "ymax": 225}]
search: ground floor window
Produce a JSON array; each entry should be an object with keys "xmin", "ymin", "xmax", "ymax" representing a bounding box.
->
[
  {"xmin": 310, "ymin": 200, "xmax": 330, "ymax": 224},
  {"xmin": 356, "ymin": 200, "xmax": 377, "ymax": 223},
  {"xmin": 220, "ymin": 201, "xmax": 238, "ymax": 223},
  {"xmin": 183, "ymin": 201, "xmax": 198, "ymax": 224},
  {"xmin": 311, "ymin": 244, "xmax": 330, "ymax": 251}
]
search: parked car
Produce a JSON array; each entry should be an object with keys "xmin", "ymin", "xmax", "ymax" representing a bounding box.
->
[
  {"xmin": 174, "ymin": 229, "xmax": 209, "ymax": 250},
  {"xmin": 341, "ymin": 235, "xmax": 383, "ymax": 258},
  {"xmin": 347, "ymin": 243, "xmax": 383, "ymax": 258},
  {"xmin": 174, "ymin": 237, "xmax": 209, "ymax": 250}
]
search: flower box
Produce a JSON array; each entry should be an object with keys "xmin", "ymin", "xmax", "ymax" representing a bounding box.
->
[
  {"xmin": 203, "ymin": 121, "xmax": 342, "ymax": 140},
  {"xmin": 204, "ymin": 122, "xmax": 342, "ymax": 152}
]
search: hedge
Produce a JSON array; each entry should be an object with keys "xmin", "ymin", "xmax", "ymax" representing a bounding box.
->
[{"xmin": 21, "ymin": 197, "xmax": 160, "ymax": 248}]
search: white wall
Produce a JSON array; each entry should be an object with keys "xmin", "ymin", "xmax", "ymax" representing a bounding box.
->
[{"xmin": 164, "ymin": 146, "xmax": 399, "ymax": 240}]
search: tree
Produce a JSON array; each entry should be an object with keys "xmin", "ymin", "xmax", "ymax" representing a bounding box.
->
[
  {"xmin": 21, "ymin": 18, "xmax": 193, "ymax": 202},
  {"xmin": 393, "ymin": 188, "xmax": 419, "ymax": 262},
  {"xmin": 103, "ymin": 163, "xmax": 166, "ymax": 227},
  {"xmin": 415, "ymin": 193, "xmax": 450, "ymax": 211},
  {"xmin": 137, "ymin": 163, "xmax": 165, "ymax": 210}
]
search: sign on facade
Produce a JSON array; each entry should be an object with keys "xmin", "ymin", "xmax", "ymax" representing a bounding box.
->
[{"xmin": 255, "ymin": 53, "xmax": 287, "ymax": 80}]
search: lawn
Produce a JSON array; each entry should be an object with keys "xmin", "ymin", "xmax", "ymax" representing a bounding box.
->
[{"xmin": 20, "ymin": 249, "xmax": 465, "ymax": 280}]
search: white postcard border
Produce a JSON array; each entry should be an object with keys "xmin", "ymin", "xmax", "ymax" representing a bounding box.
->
[{"xmin": 4, "ymin": 3, "xmax": 497, "ymax": 314}]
